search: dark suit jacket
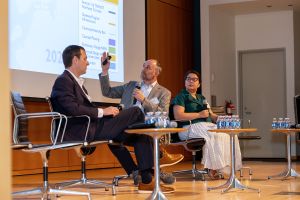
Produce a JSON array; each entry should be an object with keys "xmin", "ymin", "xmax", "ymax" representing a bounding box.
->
[{"xmin": 51, "ymin": 70, "xmax": 99, "ymax": 141}]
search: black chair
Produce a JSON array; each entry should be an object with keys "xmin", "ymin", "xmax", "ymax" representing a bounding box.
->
[
  {"xmin": 168, "ymin": 104, "xmax": 208, "ymax": 180},
  {"xmin": 46, "ymin": 97, "xmax": 116, "ymax": 195},
  {"xmin": 11, "ymin": 91, "xmax": 91, "ymax": 200}
]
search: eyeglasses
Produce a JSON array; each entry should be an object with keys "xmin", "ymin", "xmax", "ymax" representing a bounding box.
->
[{"xmin": 185, "ymin": 77, "xmax": 199, "ymax": 82}]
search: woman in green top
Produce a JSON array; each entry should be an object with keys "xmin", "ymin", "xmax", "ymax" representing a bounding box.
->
[{"xmin": 172, "ymin": 70, "xmax": 242, "ymax": 179}]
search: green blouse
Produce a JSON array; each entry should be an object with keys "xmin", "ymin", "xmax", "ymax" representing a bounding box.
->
[{"xmin": 172, "ymin": 89, "xmax": 212, "ymax": 125}]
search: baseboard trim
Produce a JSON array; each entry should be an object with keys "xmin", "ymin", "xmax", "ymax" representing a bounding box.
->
[{"xmin": 242, "ymin": 158, "xmax": 286, "ymax": 162}]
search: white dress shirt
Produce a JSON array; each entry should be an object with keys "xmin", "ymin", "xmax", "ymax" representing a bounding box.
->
[
  {"xmin": 134, "ymin": 81, "xmax": 157, "ymax": 112},
  {"xmin": 66, "ymin": 70, "xmax": 104, "ymax": 118}
]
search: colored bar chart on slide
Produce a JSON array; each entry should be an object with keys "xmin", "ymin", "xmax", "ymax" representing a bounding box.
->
[{"xmin": 9, "ymin": 0, "xmax": 124, "ymax": 82}]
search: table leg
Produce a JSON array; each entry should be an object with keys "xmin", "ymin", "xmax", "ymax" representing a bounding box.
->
[
  {"xmin": 268, "ymin": 133, "xmax": 300, "ymax": 180},
  {"xmin": 147, "ymin": 136, "xmax": 167, "ymax": 200},
  {"xmin": 208, "ymin": 134, "xmax": 260, "ymax": 193}
]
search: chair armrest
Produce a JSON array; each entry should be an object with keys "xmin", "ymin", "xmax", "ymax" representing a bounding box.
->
[
  {"xmin": 13, "ymin": 112, "xmax": 67, "ymax": 145},
  {"xmin": 63, "ymin": 115, "xmax": 91, "ymax": 143}
]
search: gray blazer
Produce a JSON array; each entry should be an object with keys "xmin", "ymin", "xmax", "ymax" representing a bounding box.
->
[{"xmin": 99, "ymin": 74, "xmax": 171, "ymax": 113}]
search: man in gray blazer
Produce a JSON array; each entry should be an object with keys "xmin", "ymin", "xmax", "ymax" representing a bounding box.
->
[
  {"xmin": 100, "ymin": 59, "xmax": 170, "ymax": 113},
  {"xmin": 99, "ymin": 54, "xmax": 184, "ymax": 184}
]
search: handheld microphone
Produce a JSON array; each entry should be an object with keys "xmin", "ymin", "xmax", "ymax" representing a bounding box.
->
[
  {"xmin": 102, "ymin": 55, "xmax": 112, "ymax": 65},
  {"xmin": 289, "ymin": 124, "xmax": 300, "ymax": 129},
  {"xmin": 203, "ymin": 99, "xmax": 211, "ymax": 108},
  {"xmin": 133, "ymin": 82, "xmax": 141, "ymax": 104}
]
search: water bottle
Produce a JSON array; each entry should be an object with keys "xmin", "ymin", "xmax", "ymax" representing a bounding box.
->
[
  {"xmin": 278, "ymin": 118, "xmax": 284, "ymax": 129},
  {"xmin": 284, "ymin": 117, "xmax": 291, "ymax": 129},
  {"xmin": 154, "ymin": 111, "xmax": 163, "ymax": 128},
  {"xmin": 224, "ymin": 116, "xmax": 230, "ymax": 129},
  {"xmin": 271, "ymin": 118, "xmax": 277, "ymax": 129},
  {"xmin": 231, "ymin": 115, "xmax": 237, "ymax": 129},
  {"xmin": 161, "ymin": 111, "xmax": 169, "ymax": 128},
  {"xmin": 220, "ymin": 115, "xmax": 226, "ymax": 128},
  {"xmin": 228, "ymin": 115, "xmax": 235, "ymax": 129},
  {"xmin": 236, "ymin": 115, "xmax": 241, "ymax": 128},
  {"xmin": 145, "ymin": 112, "xmax": 154, "ymax": 124},
  {"xmin": 216, "ymin": 116, "xmax": 222, "ymax": 129}
]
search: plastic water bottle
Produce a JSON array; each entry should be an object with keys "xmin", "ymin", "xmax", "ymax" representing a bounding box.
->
[
  {"xmin": 154, "ymin": 111, "xmax": 164, "ymax": 128},
  {"xmin": 228, "ymin": 115, "xmax": 233, "ymax": 129},
  {"xmin": 145, "ymin": 112, "xmax": 154, "ymax": 124},
  {"xmin": 272, "ymin": 118, "xmax": 277, "ymax": 129},
  {"xmin": 231, "ymin": 115, "xmax": 237, "ymax": 129},
  {"xmin": 224, "ymin": 116, "xmax": 230, "ymax": 129},
  {"xmin": 161, "ymin": 111, "xmax": 169, "ymax": 128},
  {"xmin": 216, "ymin": 116, "xmax": 222, "ymax": 129},
  {"xmin": 220, "ymin": 116, "xmax": 226, "ymax": 128},
  {"xmin": 284, "ymin": 118, "xmax": 291, "ymax": 128},
  {"xmin": 236, "ymin": 115, "xmax": 241, "ymax": 128},
  {"xmin": 278, "ymin": 118, "xmax": 284, "ymax": 128}
]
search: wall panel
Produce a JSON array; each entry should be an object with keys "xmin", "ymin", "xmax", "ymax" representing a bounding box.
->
[{"xmin": 147, "ymin": 0, "xmax": 194, "ymax": 97}]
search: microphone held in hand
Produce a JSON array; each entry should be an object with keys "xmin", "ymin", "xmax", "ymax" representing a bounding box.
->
[
  {"xmin": 102, "ymin": 55, "xmax": 112, "ymax": 65},
  {"xmin": 133, "ymin": 82, "xmax": 141, "ymax": 104}
]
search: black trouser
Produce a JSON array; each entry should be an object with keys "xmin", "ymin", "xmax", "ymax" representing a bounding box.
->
[{"xmin": 95, "ymin": 107, "xmax": 154, "ymax": 174}]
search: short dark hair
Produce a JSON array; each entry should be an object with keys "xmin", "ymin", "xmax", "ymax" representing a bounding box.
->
[
  {"xmin": 184, "ymin": 70, "xmax": 201, "ymax": 82},
  {"xmin": 62, "ymin": 45, "xmax": 85, "ymax": 68}
]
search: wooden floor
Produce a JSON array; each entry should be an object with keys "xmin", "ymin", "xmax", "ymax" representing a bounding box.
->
[{"xmin": 12, "ymin": 161, "xmax": 300, "ymax": 200}]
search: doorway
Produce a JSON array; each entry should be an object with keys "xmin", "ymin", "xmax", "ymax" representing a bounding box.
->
[{"xmin": 238, "ymin": 49, "xmax": 286, "ymax": 158}]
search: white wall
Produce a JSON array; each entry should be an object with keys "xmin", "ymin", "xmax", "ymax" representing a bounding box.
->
[
  {"xmin": 201, "ymin": 0, "xmax": 211, "ymax": 101},
  {"xmin": 202, "ymin": 1, "xmax": 295, "ymax": 118},
  {"xmin": 235, "ymin": 11, "xmax": 295, "ymax": 121},
  {"xmin": 0, "ymin": 0, "xmax": 12, "ymax": 199},
  {"xmin": 209, "ymin": 7, "xmax": 236, "ymax": 106},
  {"xmin": 294, "ymin": 11, "xmax": 300, "ymax": 95},
  {"xmin": 202, "ymin": 5, "xmax": 297, "ymax": 157}
]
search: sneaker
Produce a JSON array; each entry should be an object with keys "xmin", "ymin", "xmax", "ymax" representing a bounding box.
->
[
  {"xmin": 138, "ymin": 179, "xmax": 175, "ymax": 194},
  {"xmin": 160, "ymin": 171, "xmax": 176, "ymax": 184},
  {"xmin": 160, "ymin": 147, "xmax": 184, "ymax": 168}
]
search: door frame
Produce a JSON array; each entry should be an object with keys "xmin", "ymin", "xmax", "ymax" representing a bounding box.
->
[
  {"xmin": 238, "ymin": 48, "xmax": 287, "ymax": 117},
  {"xmin": 237, "ymin": 48, "xmax": 287, "ymax": 158}
]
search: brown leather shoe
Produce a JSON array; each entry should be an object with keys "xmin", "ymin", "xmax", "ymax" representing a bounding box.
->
[
  {"xmin": 138, "ymin": 179, "xmax": 175, "ymax": 194},
  {"xmin": 160, "ymin": 147, "xmax": 184, "ymax": 168}
]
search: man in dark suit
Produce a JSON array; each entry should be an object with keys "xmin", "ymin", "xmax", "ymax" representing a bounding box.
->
[{"xmin": 51, "ymin": 45, "xmax": 174, "ymax": 193}]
